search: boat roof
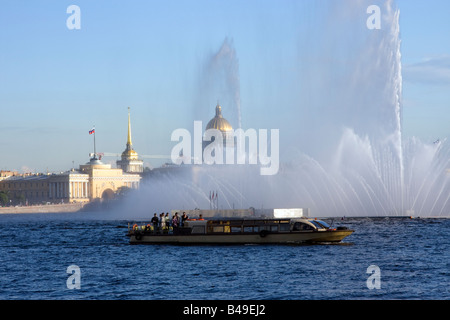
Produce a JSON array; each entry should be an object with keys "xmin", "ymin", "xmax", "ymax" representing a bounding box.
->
[{"xmin": 185, "ymin": 217, "xmax": 310, "ymax": 225}]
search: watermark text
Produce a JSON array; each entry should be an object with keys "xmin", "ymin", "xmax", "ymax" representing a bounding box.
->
[{"xmin": 171, "ymin": 121, "xmax": 279, "ymax": 176}]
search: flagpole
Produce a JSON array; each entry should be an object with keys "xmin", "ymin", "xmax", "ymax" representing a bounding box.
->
[
  {"xmin": 93, "ymin": 125, "xmax": 96, "ymax": 159},
  {"xmin": 89, "ymin": 126, "xmax": 97, "ymax": 159},
  {"xmin": 94, "ymin": 128, "xmax": 96, "ymax": 158}
]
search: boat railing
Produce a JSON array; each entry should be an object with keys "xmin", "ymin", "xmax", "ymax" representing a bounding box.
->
[{"xmin": 129, "ymin": 223, "xmax": 174, "ymax": 235}]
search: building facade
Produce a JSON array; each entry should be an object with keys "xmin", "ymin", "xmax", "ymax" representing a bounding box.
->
[
  {"xmin": 0, "ymin": 174, "xmax": 49, "ymax": 205},
  {"xmin": 0, "ymin": 158, "xmax": 141, "ymax": 205}
]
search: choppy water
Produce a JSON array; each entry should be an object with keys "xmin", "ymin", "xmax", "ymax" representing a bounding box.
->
[{"xmin": 0, "ymin": 212, "xmax": 448, "ymax": 300}]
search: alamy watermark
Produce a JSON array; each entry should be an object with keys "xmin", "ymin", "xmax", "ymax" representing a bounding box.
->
[
  {"xmin": 66, "ymin": 5, "xmax": 81, "ymax": 30},
  {"xmin": 367, "ymin": 5, "xmax": 381, "ymax": 30},
  {"xmin": 366, "ymin": 265, "xmax": 381, "ymax": 290},
  {"xmin": 66, "ymin": 265, "xmax": 81, "ymax": 289},
  {"xmin": 171, "ymin": 121, "xmax": 279, "ymax": 176}
]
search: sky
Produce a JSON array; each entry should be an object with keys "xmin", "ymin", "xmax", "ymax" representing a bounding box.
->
[{"xmin": 0, "ymin": 0, "xmax": 449, "ymax": 173}]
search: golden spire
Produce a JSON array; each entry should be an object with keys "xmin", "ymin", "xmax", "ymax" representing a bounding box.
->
[
  {"xmin": 215, "ymin": 102, "xmax": 223, "ymax": 118},
  {"xmin": 127, "ymin": 107, "xmax": 132, "ymax": 147},
  {"xmin": 121, "ymin": 107, "xmax": 138, "ymax": 160}
]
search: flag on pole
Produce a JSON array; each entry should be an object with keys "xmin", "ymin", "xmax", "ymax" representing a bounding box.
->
[{"xmin": 89, "ymin": 127, "xmax": 95, "ymax": 135}]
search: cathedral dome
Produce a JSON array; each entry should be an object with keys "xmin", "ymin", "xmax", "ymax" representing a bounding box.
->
[{"xmin": 206, "ymin": 104, "xmax": 233, "ymax": 133}]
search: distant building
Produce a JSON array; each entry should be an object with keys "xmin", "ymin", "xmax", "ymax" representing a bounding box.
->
[
  {"xmin": 0, "ymin": 109, "xmax": 142, "ymax": 205},
  {"xmin": 0, "ymin": 170, "xmax": 18, "ymax": 181}
]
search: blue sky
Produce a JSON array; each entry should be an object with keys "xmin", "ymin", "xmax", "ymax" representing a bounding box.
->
[{"xmin": 0, "ymin": 0, "xmax": 449, "ymax": 173}]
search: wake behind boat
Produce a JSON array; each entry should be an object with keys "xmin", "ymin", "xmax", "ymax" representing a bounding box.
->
[{"xmin": 127, "ymin": 218, "xmax": 353, "ymax": 245}]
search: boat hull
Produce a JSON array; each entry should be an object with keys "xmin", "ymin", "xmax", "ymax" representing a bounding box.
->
[{"xmin": 128, "ymin": 230, "xmax": 353, "ymax": 245}]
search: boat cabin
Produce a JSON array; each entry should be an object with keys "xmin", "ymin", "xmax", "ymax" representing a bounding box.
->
[{"xmin": 181, "ymin": 218, "xmax": 331, "ymax": 235}]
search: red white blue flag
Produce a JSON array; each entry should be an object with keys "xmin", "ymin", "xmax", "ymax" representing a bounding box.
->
[{"xmin": 89, "ymin": 127, "xmax": 95, "ymax": 135}]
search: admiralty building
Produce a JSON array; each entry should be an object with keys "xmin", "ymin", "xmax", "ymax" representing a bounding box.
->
[{"xmin": 0, "ymin": 109, "xmax": 142, "ymax": 205}]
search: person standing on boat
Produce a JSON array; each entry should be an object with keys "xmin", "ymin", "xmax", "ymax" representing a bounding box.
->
[
  {"xmin": 160, "ymin": 213, "xmax": 166, "ymax": 231},
  {"xmin": 151, "ymin": 213, "xmax": 159, "ymax": 231},
  {"xmin": 165, "ymin": 213, "xmax": 170, "ymax": 227},
  {"xmin": 181, "ymin": 212, "xmax": 188, "ymax": 226},
  {"xmin": 172, "ymin": 212, "xmax": 180, "ymax": 229}
]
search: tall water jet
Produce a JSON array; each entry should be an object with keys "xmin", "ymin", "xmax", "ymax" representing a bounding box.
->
[
  {"xmin": 288, "ymin": 0, "xmax": 449, "ymax": 216},
  {"xmin": 289, "ymin": 0, "xmax": 406, "ymax": 215},
  {"xmin": 194, "ymin": 38, "xmax": 242, "ymax": 129}
]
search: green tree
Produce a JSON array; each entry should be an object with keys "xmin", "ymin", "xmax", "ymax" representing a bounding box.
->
[{"xmin": 0, "ymin": 191, "xmax": 8, "ymax": 206}]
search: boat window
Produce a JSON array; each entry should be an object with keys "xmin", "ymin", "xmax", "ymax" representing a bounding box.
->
[
  {"xmin": 311, "ymin": 220, "xmax": 330, "ymax": 229},
  {"xmin": 191, "ymin": 226, "xmax": 205, "ymax": 234},
  {"xmin": 224, "ymin": 226, "xmax": 230, "ymax": 233},
  {"xmin": 293, "ymin": 222, "xmax": 314, "ymax": 231},
  {"xmin": 316, "ymin": 220, "xmax": 330, "ymax": 228},
  {"xmin": 231, "ymin": 227, "xmax": 241, "ymax": 233},
  {"xmin": 280, "ymin": 224, "xmax": 290, "ymax": 232},
  {"xmin": 271, "ymin": 226, "xmax": 278, "ymax": 232},
  {"xmin": 253, "ymin": 226, "xmax": 259, "ymax": 233},
  {"xmin": 244, "ymin": 227, "xmax": 253, "ymax": 233},
  {"xmin": 213, "ymin": 226, "xmax": 224, "ymax": 233}
]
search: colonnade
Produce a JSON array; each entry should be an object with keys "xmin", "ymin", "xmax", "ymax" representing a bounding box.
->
[{"xmin": 49, "ymin": 181, "xmax": 89, "ymax": 199}]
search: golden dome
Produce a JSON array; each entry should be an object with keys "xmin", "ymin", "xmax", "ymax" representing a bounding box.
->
[
  {"xmin": 206, "ymin": 104, "xmax": 233, "ymax": 133},
  {"xmin": 122, "ymin": 148, "xmax": 139, "ymax": 160}
]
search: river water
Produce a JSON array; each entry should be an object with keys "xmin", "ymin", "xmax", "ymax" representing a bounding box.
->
[{"xmin": 0, "ymin": 212, "xmax": 448, "ymax": 300}]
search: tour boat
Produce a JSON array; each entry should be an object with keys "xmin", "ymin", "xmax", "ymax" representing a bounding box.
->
[{"xmin": 127, "ymin": 218, "xmax": 353, "ymax": 245}]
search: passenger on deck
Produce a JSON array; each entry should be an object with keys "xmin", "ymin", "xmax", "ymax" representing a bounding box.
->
[
  {"xmin": 181, "ymin": 212, "xmax": 188, "ymax": 226},
  {"xmin": 165, "ymin": 213, "xmax": 170, "ymax": 227},
  {"xmin": 172, "ymin": 212, "xmax": 180, "ymax": 229},
  {"xmin": 151, "ymin": 213, "xmax": 159, "ymax": 230},
  {"xmin": 198, "ymin": 214, "xmax": 205, "ymax": 221},
  {"xmin": 160, "ymin": 213, "xmax": 166, "ymax": 230}
]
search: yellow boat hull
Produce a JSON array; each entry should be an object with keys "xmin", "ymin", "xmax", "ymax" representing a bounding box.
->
[{"xmin": 129, "ymin": 230, "xmax": 353, "ymax": 245}]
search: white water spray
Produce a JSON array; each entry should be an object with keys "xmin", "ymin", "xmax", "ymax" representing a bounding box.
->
[{"xmin": 114, "ymin": 0, "xmax": 449, "ymax": 218}]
